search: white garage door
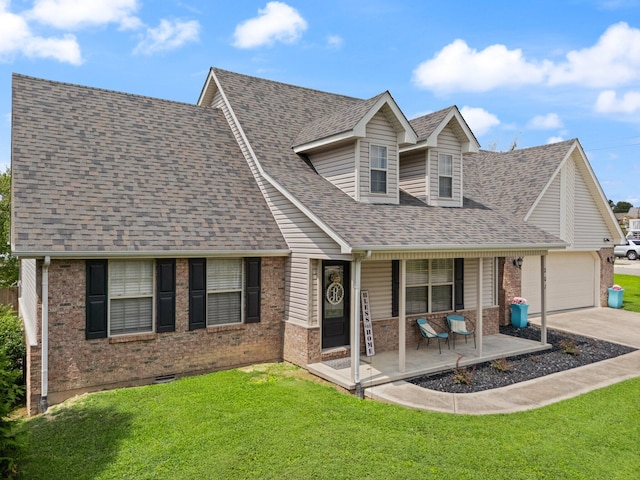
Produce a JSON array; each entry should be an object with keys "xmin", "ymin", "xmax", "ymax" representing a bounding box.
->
[{"xmin": 521, "ymin": 252, "xmax": 597, "ymax": 315}]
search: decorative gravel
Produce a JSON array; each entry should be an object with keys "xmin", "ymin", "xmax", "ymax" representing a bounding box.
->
[{"xmin": 408, "ymin": 325, "xmax": 637, "ymax": 393}]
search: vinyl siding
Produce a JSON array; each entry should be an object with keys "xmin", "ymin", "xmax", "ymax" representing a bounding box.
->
[
  {"xmin": 310, "ymin": 143, "xmax": 357, "ymax": 199},
  {"xmin": 359, "ymin": 110, "xmax": 399, "ymax": 204},
  {"xmin": 19, "ymin": 259, "xmax": 38, "ymax": 346},
  {"xmin": 399, "ymin": 151, "xmax": 428, "ymax": 202},
  {"xmin": 573, "ymin": 154, "xmax": 611, "ymax": 249},
  {"xmin": 428, "ymin": 124, "xmax": 462, "ymax": 207},
  {"xmin": 287, "ymin": 255, "xmax": 312, "ymax": 325},
  {"xmin": 463, "ymin": 258, "xmax": 496, "ymax": 308},
  {"xmin": 528, "ymin": 173, "xmax": 561, "ymax": 237},
  {"xmin": 361, "ymin": 260, "xmax": 393, "ymax": 320},
  {"xmin": 528, "ymin": 152, "xmax": 610, "ymax": 250}
]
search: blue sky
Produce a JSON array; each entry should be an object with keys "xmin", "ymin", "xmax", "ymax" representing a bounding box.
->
[{"xmin": 1, "ymin": 0, "xmax": 640, "ymax": 204}]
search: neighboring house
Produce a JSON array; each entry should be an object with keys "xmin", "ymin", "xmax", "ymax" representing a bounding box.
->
[{"xmin": 11, "ymin": 69, "xmax": 623, "ymax": 415}]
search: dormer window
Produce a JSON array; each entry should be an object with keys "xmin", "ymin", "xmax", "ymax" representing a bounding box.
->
[
  {"xmin": 370, "ymin": 145, "xmax": 387, "ymax": 194},
  {"xmin": 438, "ymin": 153, "xmax": 453, "ymax": 198}
]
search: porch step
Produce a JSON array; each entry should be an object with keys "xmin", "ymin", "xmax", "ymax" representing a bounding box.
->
[{"xmin": 321, "ymin": 346, "xmax": 350, "ymax": 362}]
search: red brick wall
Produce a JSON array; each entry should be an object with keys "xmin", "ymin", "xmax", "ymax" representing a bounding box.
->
[
  {"xmin": 499, "ymin": 257, "xmax": 521, "ymax": 326},
  {"xmin": 30, "ymin": 257, "xmax": 285, "ymax": 413},
  {"xmin": 283, "ymin": 322, "xmax": 321, "ymax": 367}
]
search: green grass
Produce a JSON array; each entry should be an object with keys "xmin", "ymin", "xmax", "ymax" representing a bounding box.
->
[
  {"xmin": 614, "ymin": 273, "xmax": 640, "ymax": 312},
  {"xmin": 16, "ymin": 363, "xmax": 640, "ymax": 479}
]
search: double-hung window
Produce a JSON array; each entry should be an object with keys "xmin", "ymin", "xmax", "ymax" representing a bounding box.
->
[
  {"xmin": 206, "ymin": 258, "xmax": 243, "ymax": 326},
  {"xmin": 109, "ymin": 260, "xmax": 154, "ymax": 335},
  {"xmin": 438, "ymin": 154, "xmax": 453, "ymax": 198},
  {"xmin": 370, "ymin": 145, "xmax": 387, "ymax": 194},
  {"xmin": 406, "ymin": 259, "xmax": 454, "ymax": 314}
]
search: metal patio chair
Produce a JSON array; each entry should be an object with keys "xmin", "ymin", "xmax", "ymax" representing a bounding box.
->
[
  {"xmin": 416, "ymin": 318, "xmax": 449, "ymax": 354},
  {"xmin": 446, "ymin": 314, "xmax": 476, "ymax": 349}
]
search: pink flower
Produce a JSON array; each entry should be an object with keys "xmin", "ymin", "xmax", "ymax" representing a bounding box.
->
[
  {"xmin": 611, "ymin": 284, "xmax": 623, "ymax": 291},
  {"xmin": 511, "ymin": 297, "xmax": 528, "ymax": 305}
]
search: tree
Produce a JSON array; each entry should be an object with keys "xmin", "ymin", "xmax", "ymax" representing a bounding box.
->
[
  {"xmin": 613, "ymin": 201, "xmax": 633, "ymax": 214},
  {"xmin": 0, "ymin": 169, "xmax": 18, "ymax": 288}
]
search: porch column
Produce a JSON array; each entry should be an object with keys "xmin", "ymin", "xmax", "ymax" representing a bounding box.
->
[
  {"xmin": 399, "ymin": 259, "xmax": 406, "ymax": 373},
  {"xmin": 540, "ymin": 254, "xmax": 548, "ymax": 345},
  {"xmin": 476, "ymin": 257, "xmax": 483, "ymax": 357},
  {"xmin": 351, "ymin": 258, "xmax": 362, "ymax": 388}
]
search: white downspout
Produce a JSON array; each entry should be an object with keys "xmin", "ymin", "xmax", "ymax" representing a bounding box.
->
[{"xmin": 41, "ymin": 256, "xmax": 50, "ymax": 413}]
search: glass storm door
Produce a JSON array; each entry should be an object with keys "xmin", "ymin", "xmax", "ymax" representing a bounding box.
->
[{"xmin": 322, "ymin": 261, "xmax": 350, "ymax": 349}]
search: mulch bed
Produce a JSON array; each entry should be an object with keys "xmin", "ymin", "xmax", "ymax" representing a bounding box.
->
[{"xmin": 407, "ymin": 324, "xmax": 636, "ymax": 393}]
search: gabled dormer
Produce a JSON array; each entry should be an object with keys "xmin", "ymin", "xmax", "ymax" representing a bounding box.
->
[
  {"xmin": 400, "ymin": 106, "xmax": 479, "ymax": 207},
  {"xmin": 293, "ymin": 92, "xmax": 417, "ymax": 204}
]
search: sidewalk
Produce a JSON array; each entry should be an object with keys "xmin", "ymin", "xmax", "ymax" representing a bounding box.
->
[{"xmin": 366, "ymin": 308, "xmax": 640, "ymax": 414}]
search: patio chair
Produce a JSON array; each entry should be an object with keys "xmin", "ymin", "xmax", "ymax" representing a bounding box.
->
[
  {"xmin": 416, "ymin": 318, "xmax": 449, "ymax": 354},
  {"xmin": 446, "ymin": 314, "xmax": 476, "ymax": 349}
]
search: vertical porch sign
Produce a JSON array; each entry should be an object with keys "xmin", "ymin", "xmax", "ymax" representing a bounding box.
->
[{"xmin": 361, "ymin": 290, "xmax": 375, "ymax": 356}]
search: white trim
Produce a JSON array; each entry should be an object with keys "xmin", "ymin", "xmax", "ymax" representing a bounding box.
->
[
  {"xmin": 369, "ymin": 144, "xmax": 388, "ymax": 194},
  {"xmin": 400, "ymin": 107, "xmax": 480, "ymax": 154},
  {"xmin": 293, "ymin": 131, "xmax": 358, "ymax": 154}
]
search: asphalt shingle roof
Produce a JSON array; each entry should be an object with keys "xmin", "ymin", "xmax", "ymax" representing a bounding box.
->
[
  {"xmin": 213, "ymin": 68, "xmax": 565, "ymax": 250},
  {"xmin": 464, "ymin": 140, "xmax": 576, "ymax": 219},
  {"xmin": 11, "ymin": 74, "xmax": 287, "ymax": 255}
]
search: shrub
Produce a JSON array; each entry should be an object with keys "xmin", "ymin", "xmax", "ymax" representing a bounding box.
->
[
  {"xmin": 490, "ymin": 358, "xmax": 513, "ymax": 373},
  {"xmin": 0, "ymin": 305, "xmax": 25, "ymax": 374},
  {"xmin": 453, "ymin": 356, "xmax": 474, "ymax": 385},
  {"xmin": 559, "ymin": 339, "xmax": 580, "ymax": 356},
  {"xmin": 0, "ymin": 350, "xmax": 25, "ymax": 478}
]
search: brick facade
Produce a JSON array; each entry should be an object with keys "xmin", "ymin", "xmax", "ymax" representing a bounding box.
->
[
  {"xmin": 598, "ymin": 247, "xmax": 615, "ymax": 307},
  {"xmin": 27, "ymin": 257, "xmax": 286, "ymax": 415},
  {"xmin": 499, "ymin": 257, "xmax": 522, "ymax": 326}
]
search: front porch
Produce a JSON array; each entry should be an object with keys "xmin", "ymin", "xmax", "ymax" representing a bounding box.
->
[{"xmin": 308, "ymin": 332, "xmax": 551, "ymax": 390}]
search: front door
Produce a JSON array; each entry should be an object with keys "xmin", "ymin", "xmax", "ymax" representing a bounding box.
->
[{"xmin": 322, "ymin": 261, "xmax": 350, "ymax": 349}]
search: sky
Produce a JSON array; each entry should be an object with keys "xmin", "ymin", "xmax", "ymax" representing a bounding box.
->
[{"xmin": 1, "ymin": 0, "xmax": 640, "ymax": 204}]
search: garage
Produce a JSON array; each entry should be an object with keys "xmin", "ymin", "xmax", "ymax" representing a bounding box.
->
[{"xmin": 521, "ymin": 252, "xmax": 597, "ymax": 315}]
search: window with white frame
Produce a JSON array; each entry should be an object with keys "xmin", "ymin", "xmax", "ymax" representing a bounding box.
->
[
  {"xmin": 207, "ymin": 258, "xmax": 243, "ymax": 326},
  {"xmin": 109, "ymin": 260, "xmax": 154, "ymax": 335},
  {"xmin": 406, "ymin": 259, "xmax": 454, "ymax": 314},
  {"xmin": 438, "ymin": 154, "xmax": 453, "ymax": 198},
  {"xmin": 370, "ymin": 144, "xmax": 388, "ymax": 194}
]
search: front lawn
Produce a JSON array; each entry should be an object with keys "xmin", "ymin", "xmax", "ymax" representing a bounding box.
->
[
  {"xmin": 614, "ymin": 273, "xmax": 640, "ymax": 312},
  {"xmin": 17, "ymin": 363, "xmax": 640, "ymax": 479}
]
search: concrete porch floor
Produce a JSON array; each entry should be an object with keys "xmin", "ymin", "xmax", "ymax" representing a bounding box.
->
[{"xmin": 308, "ymin": 333, "xmax": 550, "ymax": 390}]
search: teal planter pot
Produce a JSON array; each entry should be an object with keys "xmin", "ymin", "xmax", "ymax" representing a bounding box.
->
[
  {"xmin": 511, "ymin": 303, "xmax": 529, "ymax": 328},
  {"xmin": 608, "ymin": 288, "xmax": 624, "ymax": 308}
]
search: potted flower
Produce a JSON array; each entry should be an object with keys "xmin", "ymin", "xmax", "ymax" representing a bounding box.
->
[
  {"xmin": 608, "ymin": 284, "xmax": 624, "ymax": 309},
  {"xmin": 511, "ymin": 297, "xmax": 529, "ymax": 328}
]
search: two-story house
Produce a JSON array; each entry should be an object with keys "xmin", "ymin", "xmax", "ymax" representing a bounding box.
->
[{"xmin": 12, "ymin": 68, "xmax": 622, "ymax": 415}]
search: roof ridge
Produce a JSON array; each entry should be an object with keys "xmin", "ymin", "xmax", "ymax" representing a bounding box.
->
[
  {"xmin": 211, "ymin": 67, "xmax": 364, "ymax": 103},
  {"xmin": 12, "ymin": 72, "xmax": 201, "ymax": 110},
  {"xmin": 479, "ymin": 138, "xmax": 577, "ymax": 155}
]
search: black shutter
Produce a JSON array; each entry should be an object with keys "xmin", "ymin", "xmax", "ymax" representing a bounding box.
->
[
  {"xmin": 245, "ymin": 257, "xmax": 261, "ymax": 323},
  {"xmin": 86, "ymin": 260, "xmax": 108, "ymax": 339},
  {"xmin": 189, "ymin": 258, "xmax": 206, "ymax": 330},
  {"xmin": 156, "ymin": 259, "xmax": 176, "ymax": 333},
  {"xmin": 391, "ymin": 260, "xmax": 400, "ymax": 317},
  {"xmin": 454, "ymin": 258, "xmax": 464, "ymax": 310}
]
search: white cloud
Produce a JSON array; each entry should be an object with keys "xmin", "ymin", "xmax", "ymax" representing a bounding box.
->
[
  {"xmin": 0, "ymin": 4, "xmax": 82, "ymax": 64},
  {"xmin": 413, "ymin": 39, "xmax": 549, "ymax": 93},
  {"xmin": 547, "ymin": 136, "xmax": 564, "ymax": 144},
  {"xmin": 28, "ymin": 0, "xmax": 140, "ymax": 30},
  {"xmin": 595, "ymin": 89, "xmax": 640, "ymax": 113},
  {"xmin": 233, "ymin": 1, "xmax": 307, "ymax": 49},
  {"xmin": 413, "ymin": 22, "xmax": 640, "ymax": 93},
  {"xmin": 133, "ymin": 19, "xmax": 200, "ymax": 55},
  {"xmin": 326, "ymin": 34, "xmax": 343, "ymax": 49},
  {"xmin": 459, "ymin": 106, "xmax": 500, "ymax": 136},
  {"xmin": 528, "ymin": 113, "xmax": 563, "ymax": 129},
  {"xmin": 549, "ymin": 22, "xmax": 640, "ymax": 88}
]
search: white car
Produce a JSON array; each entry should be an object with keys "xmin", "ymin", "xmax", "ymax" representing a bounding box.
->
[{"xmin": 614, "ymin": 239, "xmax": 640, "ymax": 260}]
